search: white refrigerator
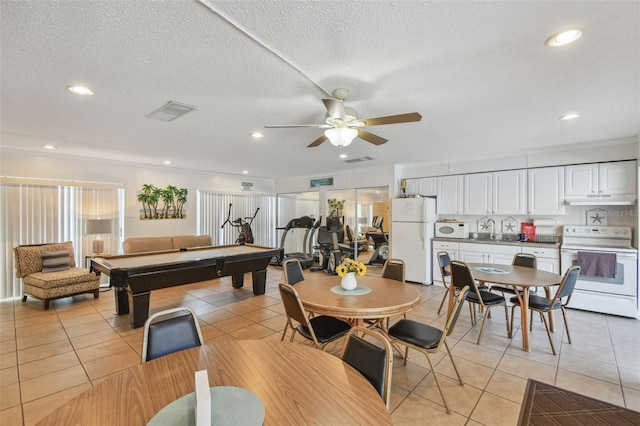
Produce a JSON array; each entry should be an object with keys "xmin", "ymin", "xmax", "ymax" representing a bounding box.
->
[{"xmin": 390, "ymin": 197, "xmax": 437, "ymax": 285}]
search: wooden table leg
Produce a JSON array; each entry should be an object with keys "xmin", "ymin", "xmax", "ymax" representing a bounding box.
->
[
  {"xmin": 521, "ymin": 290, "xmax": 530, "ymax": 352},
  {"xmin": 544, "ymin": 287, "xmax": 555, "ymax": 332},
  {"xmin": 509, "ymin": 286, "xmax": 530, "ymax": 352}
]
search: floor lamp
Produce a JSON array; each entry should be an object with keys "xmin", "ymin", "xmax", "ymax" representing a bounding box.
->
[{"xmin": 85, "ymin": 219, "xmax": 111, "ymax": 255}]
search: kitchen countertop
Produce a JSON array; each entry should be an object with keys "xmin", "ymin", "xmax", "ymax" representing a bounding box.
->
[{"xmin": 433, "ymin": 237, "xmax": 561, "ymax": 249}]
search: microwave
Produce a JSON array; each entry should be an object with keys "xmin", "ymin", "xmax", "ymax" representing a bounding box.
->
[{"xmin": 435, "ymin": 222, "xmax": 469, "ymax": 239}]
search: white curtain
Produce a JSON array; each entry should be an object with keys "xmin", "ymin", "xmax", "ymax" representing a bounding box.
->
[
  {"xmin": 198, "ymin": 190, "xmax": 276, "ymax": 246},
  {"xmin": 1, "ymin": 179, "xmax": 124, "ymax": 300}
]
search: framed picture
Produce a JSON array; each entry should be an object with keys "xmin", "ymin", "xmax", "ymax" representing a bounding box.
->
[
  {"xmin": 310, "ymin": 177, "xmax": 334, "ymax": 188},
  {"xmin": 586, "ymin": 208, "xmax": 608, "ymax": 226},
  {"xmin": 501, "ymin": 217, "xmax": 518, "ymax": 234}
]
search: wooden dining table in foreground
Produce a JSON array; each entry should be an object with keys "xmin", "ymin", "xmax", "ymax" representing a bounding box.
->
[
  {"xmin": 37, "ymin": 340, "xmax": 392, "ymax": 425},
  {"xmin": 464, "ymin": 263, "xmax": 563, "ymax": 352},
  {"xmin": 295, "ymin": 273, "xmax": 422, "ymax": 322}
]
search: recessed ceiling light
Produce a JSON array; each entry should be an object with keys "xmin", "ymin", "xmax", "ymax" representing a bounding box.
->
[
  {"xmin": 559, "ymin": 113, "xmax": 581, "ymax": 121},
  {"xmin": 66, "ymin": 85, "xmax": 94, "ymax": 96},
  {"xmin": 163, "ymin": 160, "xmax": 173, "ymax": 165},
  {"xmin": 41, "ymin": 144, "xmax": 57, "ymax": 150},
  {"xmin": 242, "ymin": 170, "xmax": 249, "ymax": 174},
  {"xmin": 545, "ymin": 28, "xmax": 584, "ymax": 47},
  {"xmin": 339, "ymin": 153, "xmax": 348, "ymax": 159},
  {"xmin": 250, "ymin": 132, "xmax": 264, "ymax": 138}
]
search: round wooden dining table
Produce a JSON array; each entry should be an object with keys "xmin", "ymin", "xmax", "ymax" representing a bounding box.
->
[
  {"xmin": 37, "ymin": 340, "xmax": 392, "ymax": 425},
  {"xmin": 295, "ymin": 273, "xmax": 422, "ymax": 321},
  {"xmin": 465, "ymin": 263, "xmax": 563, "ymax": 352}
]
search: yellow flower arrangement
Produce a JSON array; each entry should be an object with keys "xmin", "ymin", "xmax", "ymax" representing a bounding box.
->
[{"xmin": 335, "ymin": 258, "xmax": 367, "ymax": 277}]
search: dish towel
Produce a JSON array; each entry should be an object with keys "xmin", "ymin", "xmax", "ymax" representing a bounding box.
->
[{"xmin": 577, "ymin": 251, "xmax": 616, "ymax": 278}]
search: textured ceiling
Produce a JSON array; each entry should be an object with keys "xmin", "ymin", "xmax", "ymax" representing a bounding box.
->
[{"xmin": 1, "ymin": 1, "xmax": 638, "ymax": 179}]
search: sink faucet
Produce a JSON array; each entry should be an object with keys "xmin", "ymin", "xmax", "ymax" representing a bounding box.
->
[{"xmin": 487, "ymin": 219, "xmax": 496, "ymax": 239}]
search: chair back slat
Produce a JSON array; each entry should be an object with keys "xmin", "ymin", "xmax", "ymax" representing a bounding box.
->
[
  {"xmin": 342, "ymin": 336, "xmax": 387, "ymax": 396},
  {"xmin": 381, "ymin": 258, "xmax": 405, "ymax": 282},
  {"xmin": 556, "ymin": 266, "xmax": 581, "ymax": 301},
  {"xmin": 437, "ymin": 251, "xmax": 451, "ymax": 278},
  {"xmin": 341, "ymin": 326, "xmax": 393, "ymax": 409},
  {"xmin": 450, "ymin": 261, "xmax": 478, "ymax": 292},
  {"xmin": 284, "ymin": 259, "xmax": 305, "ymax": 285},
  {"xmin": 142, "ymin": 307, "xmax": 203, "ymax": 363},
  {"xmin": 513, "ymin": 253, "xmax": 537, "ymax": 269},
  {"xmin": 278, "ymin": 283, "xmax": 311, "ymax": 326}
]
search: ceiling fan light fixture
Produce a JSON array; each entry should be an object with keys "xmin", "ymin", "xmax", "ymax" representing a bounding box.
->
[
  {"xmin": 325, "ymin": 128, "xmax": 357, "ymax": 148},
  {"xmin": 545, "ymin": 28, "xmax": 584, "ymax": 47}
]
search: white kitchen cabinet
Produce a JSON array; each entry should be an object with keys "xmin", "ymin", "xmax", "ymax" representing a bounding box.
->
[
  {"xmin": 523, "ymin": 246, "xmax": 560, "ymax": 274},
  {"xmin": 437, "ymin": 175, "xmax": 464, "ymax": 215},
  {"xmin": 493, "ymin": 170, "xmax": 527, "ymax": 215},
  {"xmin": 463, "ymin": 170, "xmax": 526, "ymax": 215},
  {"xmin": 565, "ymin": 163, "xmax": 598, "ymax": 195},
  {"xmin": 419, "ymin": 177, "xmax": 437, "ymax": 196},
  {"xmin": 464, "ymin": 173, "xmax": 492, "ymax": 215},
  {"xmin": 432, "ymin": 240, "xmax": 459, "ymax": 285},
  {"xmin": 458, "ymin": 243, "xmax": 521, "ymax": 265},
  {"xmin": 403, "ymin": 177, "xmax": 437, "ymax": 197},
  {"xmin": 527, "ymin": 166, "xmax": 565, "ymax": 215},
  {"xmin": 565, "ymin": 161, "xmax": 636, "ymax": 197},
  {"xmin": 599, "ymin": 161, "xmax": 636, "ymax": 194}
]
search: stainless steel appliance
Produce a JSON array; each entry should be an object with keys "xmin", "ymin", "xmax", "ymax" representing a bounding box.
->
[{"xmin": 560, "ymin": 225, "xmax": 638, "ymax": 318}]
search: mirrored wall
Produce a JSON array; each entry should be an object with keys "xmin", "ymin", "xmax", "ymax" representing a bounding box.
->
[{"xmin": 276, "ymin": 186, "xmax": 389, "ymax": 265}]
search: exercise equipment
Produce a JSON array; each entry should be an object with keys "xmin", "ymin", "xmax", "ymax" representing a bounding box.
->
[
  {"xmin": 310, "ymin": 217, "xmax": 343, "ymax": 275},
  {"xmin": 220, "ymin": 204, "xmax": 259, "ymax": 245},
  {"xmin": 274, "ymin": 216, "xmax": 315, "ymax": 268},
  {"xmin": 366, "ymin": 216, "xmax": 389, "ymax": 266}
]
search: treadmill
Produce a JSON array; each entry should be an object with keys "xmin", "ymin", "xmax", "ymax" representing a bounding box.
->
[{"xmin": 276, "ymin": 216, "xmax": 315, "ymax": 268}]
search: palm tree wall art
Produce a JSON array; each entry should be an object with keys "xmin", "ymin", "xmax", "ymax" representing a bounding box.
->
[{"xmin": 137, "ymin": 184, "xmax": 188, "ymax": 219}]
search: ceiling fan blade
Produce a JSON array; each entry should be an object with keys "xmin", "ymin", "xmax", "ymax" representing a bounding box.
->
[
  {"xmin": 360, "ymin": 112, "xmax": 422, "ymax": 126},
  {"xmin": 307, "ymin": 134, "xmax": 328, "ymax": 147},
  {"xmin": 357, "ymin": 129, "xmax": 388, "ymax": 145},
  {"xmin": 322, "ymin": 98, "xmax": 345, "ymax": 120},
  {"xmin": 265, "ymin": 124, "xmax": 331, "ymax": 128}
]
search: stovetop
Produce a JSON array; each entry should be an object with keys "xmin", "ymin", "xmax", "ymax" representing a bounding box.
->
[{"xmin": 561, "ymin": 225, "xmax": 636, "ymax": 253}]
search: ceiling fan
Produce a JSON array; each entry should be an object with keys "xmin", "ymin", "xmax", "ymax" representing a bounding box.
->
[{"xmin": 265, "ymin": 88, "xmax": 422, "ymax": 148}]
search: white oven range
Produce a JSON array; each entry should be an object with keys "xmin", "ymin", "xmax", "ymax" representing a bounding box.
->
[{"xmin": 560, "ymin": 225, "xmax": 638, "ymax": 318}]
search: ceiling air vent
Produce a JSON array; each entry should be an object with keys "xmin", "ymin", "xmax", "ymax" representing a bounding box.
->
[
  {"xmin": 146, "ymin": 101, "xmax": 196, "ymax": 122},
  {"xmin": 344, "ymin": 156, "xmax": 374, "ymax": 163}
]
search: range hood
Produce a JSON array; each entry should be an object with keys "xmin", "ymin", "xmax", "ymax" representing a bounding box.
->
[{"xmin": 565, "ymin": 194, "xmax": 636, "ymax": 206}]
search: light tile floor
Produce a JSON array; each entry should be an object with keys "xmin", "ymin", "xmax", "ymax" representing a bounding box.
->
[{"xmin": 1, "ymin": 266, "xmax": 639, "ymax": 425}]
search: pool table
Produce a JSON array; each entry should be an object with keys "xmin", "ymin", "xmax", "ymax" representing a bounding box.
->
[{"xmin": 90, "ymin": 244, "xmax": 283, "ymax": 328}]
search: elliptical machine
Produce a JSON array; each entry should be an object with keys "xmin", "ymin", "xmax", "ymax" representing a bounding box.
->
[
  {"xmin": 311, "ymin": 217, "xmax": 343, "ymax": 275},
  {"xmin": 220, "ymin": 204, "xmax": 259, "ymax": 245},
  {"xmin": 366, "ymin": 216, "xmax": 389, "ymax": 266}
]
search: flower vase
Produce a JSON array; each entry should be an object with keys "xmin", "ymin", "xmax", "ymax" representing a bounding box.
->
[{"xmin": 341, "ymin": 272, "xmax": 358, "ymax": 291}]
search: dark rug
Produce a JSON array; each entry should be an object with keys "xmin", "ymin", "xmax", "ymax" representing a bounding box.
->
[{"xmin": 518, "ymin": 379, "xmax": 640, "ymax": 425}]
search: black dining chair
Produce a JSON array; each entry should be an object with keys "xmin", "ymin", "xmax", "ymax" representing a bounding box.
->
[
  {"xmin": 367, "ymin": 258, "xmax": 407, "ymax": 329},
  {"xmin": 436, "ymin": 251, "xmax": 452, "ymax": 315},
  {"xmin": 341, "ymin": 326, "xmax": 393, "ymax": 410},
  {"xmin": 278, "ymin": 283, "xmax": 351, "ymax": 351},
  {"xmin": 509, "ymin": 265, "xmax": 580, "ymax": 355},
  {"xmin": 490, "ymin": 253, "xmax": 538, "ymax": 297},
  {"xmin": 141, "ymin": 306, "xmax": 204, "ymax": 363},
  {"xmin": 283, "ymin": 258, "xmax": 305, "ymax": 285},
  {"xmin": 388, "ymin": 286, "xmax": 470, "ymax": 414},
  {"xmin": 451, "ymin": 260, "xmax": 510, "ymax": 344}
]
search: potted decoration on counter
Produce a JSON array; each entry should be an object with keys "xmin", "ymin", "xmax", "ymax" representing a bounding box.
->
[
  {"xmin": 328, "ymin": 198, "xmax": 345, "ymax": 218},
  {"xmin": 336, "ymin": 258, "xmax": 367, "ymax": 291}
]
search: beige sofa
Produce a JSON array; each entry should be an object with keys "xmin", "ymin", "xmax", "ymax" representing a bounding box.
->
[
  {"xmin": 122, "ymin": 235, "xmax": 212, "ymax": 254},
  {"xmin": 14, "ymin": 242, "xmax": 100, "ymax": 309}
]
